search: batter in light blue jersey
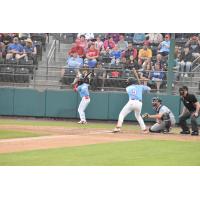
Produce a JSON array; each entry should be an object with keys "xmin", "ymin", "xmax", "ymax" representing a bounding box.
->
[
  {"xmin": 113, "ymin": 77, "xmax": 151, "ymax": 133},
  {"xmin": 74, "ymin": 80, "xmax": 90, "ymax": 124}
]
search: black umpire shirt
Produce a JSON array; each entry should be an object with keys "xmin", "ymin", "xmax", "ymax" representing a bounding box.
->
[{"xmin": 181, "ymin": 93, "xmax": 198, "ymax": 112}]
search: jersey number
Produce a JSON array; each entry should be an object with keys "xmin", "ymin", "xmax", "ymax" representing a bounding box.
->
[{"xmin": 131, "ymin": 89, "xmax": 137, "ymax": 95}]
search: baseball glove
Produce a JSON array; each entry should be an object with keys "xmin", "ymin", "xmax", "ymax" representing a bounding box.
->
[{"xmin": 142, "ymin": 113, "xmax": 149, "ymax": 119}]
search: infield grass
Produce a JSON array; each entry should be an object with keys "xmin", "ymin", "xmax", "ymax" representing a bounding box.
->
[
  {"xmin": 0, "ymin": 140, "xmax": 200, "ymax": 166},
  {"xmin": 0, "ymin": 130, "xmax": 46, "ymax": 139}
]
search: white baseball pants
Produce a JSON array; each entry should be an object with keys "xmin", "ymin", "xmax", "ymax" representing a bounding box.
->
[
  {"xmin": 117, "ymin": 100, "xmax": 146, "ymax": 130},
  {"xmin": 78, "ymin": 97, "xmax": 90, "ymax": 121}
]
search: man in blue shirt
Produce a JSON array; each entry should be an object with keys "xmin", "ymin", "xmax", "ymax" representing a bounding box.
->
[
  {"xmin": 6, "ymin": 37, "xmax": 25, "ymax": 60},
  {"xmin": 61, "ymin": 51, "xmax": 83, "ymax": 84},
  {"xmin": 74, "ymin": 77, "xmax": 90, "ymax": 124},
  {"xmin": 113, "ymin": 77, "xmax": 151, "ymax": 133},
  {"xmin": 158, "ymin": 34, "xmax": 170, "ymax": 56}
]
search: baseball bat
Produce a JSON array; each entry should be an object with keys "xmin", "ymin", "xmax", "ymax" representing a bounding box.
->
[{"xmin": 132, "ymin": 68, "xmax": 141, "ymax": 85}]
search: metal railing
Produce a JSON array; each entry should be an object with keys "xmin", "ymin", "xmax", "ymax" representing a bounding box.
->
[
  {"xmin": 191, "ymin": 55, "xmax": 200, "ymax": 72},
  {"xmin": 46, "ymin": 40, "xmax": 56, "ymax": 77},
  {"xmin": 0, "ymin": 64, "xmax": 200, "ymax": 95}
]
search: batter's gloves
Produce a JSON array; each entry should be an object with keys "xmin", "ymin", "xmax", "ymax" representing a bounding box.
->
[{"xmin": 142, "ymin": 113, "xmax": 149, "ymax": 119}]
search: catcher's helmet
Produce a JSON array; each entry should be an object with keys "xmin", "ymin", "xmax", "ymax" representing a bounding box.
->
[
  {"xmin": 126, "ymin": 77, "xmax": 137, "ymax": 86},
  {"xmin": 152, "ymin": 97, "xmax": 162, "ymax": 103}
]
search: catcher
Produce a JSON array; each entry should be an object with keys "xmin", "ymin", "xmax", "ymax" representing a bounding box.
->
[{"xmin": 142, "ymin": 97, "xmax": 176, "ymax": 133}]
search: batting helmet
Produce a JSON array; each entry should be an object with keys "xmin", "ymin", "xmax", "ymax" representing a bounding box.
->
[{"xmin": 126, "ymin": 77, "xmax": 137, "ymax": 86}]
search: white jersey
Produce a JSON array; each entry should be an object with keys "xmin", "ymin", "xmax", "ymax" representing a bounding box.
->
[{"xmin": 157, "ymin": 105, "xmax": 176, "ymax": 124}]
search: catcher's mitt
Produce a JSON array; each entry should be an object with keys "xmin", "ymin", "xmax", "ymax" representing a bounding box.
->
[{"xmin": 142, "ymin": 113, "xmax": 149, "ymax": 119}]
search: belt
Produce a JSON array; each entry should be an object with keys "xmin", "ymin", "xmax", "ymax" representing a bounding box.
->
[
  {"xmin": 131, "ymin": 99, "xmax": 142, "ymax": 102},
  {"xmin": 84, "ymin": 96, "xmax": 90, "ymax": 99}
]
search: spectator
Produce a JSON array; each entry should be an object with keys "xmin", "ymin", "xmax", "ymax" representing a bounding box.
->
[
  {"xmin": 77, "ymin": 33, "xmax": 94, "ymax": 41},
  {"xmin": 94, "ymin": 36, "xmax": 104, "ymax": 51},
  {"xmin": 78, "ymin": 35, "xmax": 88, "ymax": 51},
  {"xmin": 138, "ymin": 42, "xmax": 152, "ymax": 66},
  {"xmin": 158, "ymin": 34, "xmax": 170, "ymax": 57},
  {"xmin": 177, "ymin": 47, "xmax": 193, "ymax": 77},
  {"xmin": 2, "ymin": 33, "xmax": 17, "ymax": 45},
  {"xmin": 106, "ymin": 33, "xmax": 120, "ymax": 43},
  {"xmin": 6, "ymin": 37, "xmax": 25, "ymax": 60},
  {"xmin": 138, "ymin": 63, "xmax": 151, "ymax": 85},
  {"xmin": 149, "ymin": 62, "xmax": 165, "ymax": 92},
  {"xmin": 103, "ymin": 36, "xmax": 116, "ymax": 50},
  {"xmin": 86, "ymin": 43, "xmax": 99, "ymax": 68},
  {"xmin": 100, "ymin": 47, "xmax": 112, "ymax": 64},
  {"xmin": 0, "ymin": 42, "xmax": 6, "ymax": 61},
  {"xmin": 185, "ymin": 35, "xmax": 200, "ymax": 58},
  {"xmin": 61, "ymin": 51, "xmax": 83, "ymax": 83},
  {"xmin": 68, "ymin": 41, "xmax": 85, "ymax": 58},
  {"xmin": 155, "ymin": 53, "xmax": 167, "ymax": 70},
  {"xmin": 117, "ymin": 34, "xmax": 128, "ymax": 52},
  {"xmin": 146, "ymin": 33, "xmax": 163, "ymax": 44},
  {"xmin": 133, "ymin": 33, "xmax": 146, "ymax": 44},
  {"xmin": 110, "ymin": 46, "xmax": 121, "ymax": 65},
  {"xmin": 23, "ymin": 38, "xmax": 37, "ymax": 64},
  {"xmin": 122, "ymin": 42, "xmax": 137, "ymax": 63}
]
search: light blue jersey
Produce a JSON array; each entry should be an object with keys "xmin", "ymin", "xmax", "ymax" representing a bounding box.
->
[
  {"xmin": 160, "ymin": 41, "xmax": 170, "ymax": 52},
  {"xmin": 126, "ymin": 84, "xmax": 151, "ymax": 101},
  {"xmin": 77, "ymin": 83, "xmax": 89, "ymax": 98}
]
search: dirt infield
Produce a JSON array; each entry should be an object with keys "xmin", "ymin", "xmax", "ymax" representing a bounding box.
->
[{"xmin": 0, "ymin": 124, "xmax": 200, "ymax": 154}]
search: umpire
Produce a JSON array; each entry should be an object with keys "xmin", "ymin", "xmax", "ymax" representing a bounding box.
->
[{"xmin": 179, "ymin": 86, "xmax": 200, "ymax": 136}]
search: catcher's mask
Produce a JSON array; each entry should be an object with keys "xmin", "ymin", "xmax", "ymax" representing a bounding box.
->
[
  {"xmin": 126, "ymin": 77, "xmax": 137, "ymax": 86},
  {"xmin": 179, "ymin": 86, "xmax": 188, "ymax": 96},
  {"xmin": 152, "ymin": 97, "xmax": 162, "ymax": 110}
]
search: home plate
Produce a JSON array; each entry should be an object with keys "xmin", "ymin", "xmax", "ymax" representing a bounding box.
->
[{"xmin": 89, "ymin": 130, "xmax": 114, "ymax": 134}]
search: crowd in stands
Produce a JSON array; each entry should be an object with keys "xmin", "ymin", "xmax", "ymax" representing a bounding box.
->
[
  {"xmin": 0, "ymin": 33, "xmax": 48, "ymax": 65},
  {"xmin": 0, "ymin": 33, "xmax": 47, "ymax": 84},
  {"xmin": 61, "ymin": 33, "xmax": 200, "ymax": 92}
]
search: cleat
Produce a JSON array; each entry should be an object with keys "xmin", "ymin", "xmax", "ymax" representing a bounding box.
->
[
  {"xmin": 180, "ymin": 130, "xmax": 190, "ymax": 135},
  {"xmin": 113, "ymin": 127, "xmax": 121, "ymax": 133},
  {"xmin": 141, "ymin": 129, "xmax": 149, "ymax": 134},
  {"xmin": 77, "ymin": 121, "xmax": 87, "ymax": 124},
  {"xmin": 191, "ymin": 131, "xmax": 199, "ymax": 136}
]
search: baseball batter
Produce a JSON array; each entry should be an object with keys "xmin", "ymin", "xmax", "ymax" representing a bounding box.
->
[
  {"xmin": 74, "ymin": 78, "xmax": 90, "ymax": 124},
  {"xmin": 113, "ymin": 77, "xmax": 151, "ymax": 133}
]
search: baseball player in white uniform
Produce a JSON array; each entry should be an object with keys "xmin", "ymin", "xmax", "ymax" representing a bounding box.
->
[
  {"xmin": 113, "ymin": 77, "xmax": 151, "ymax": 133},
  {"xmin": 74, "ymin": 78, "xmax": 90, "ymax": 124},
  {"xmin": 142, "ymin": 97, "xmax": 176, "ymax": 133}
]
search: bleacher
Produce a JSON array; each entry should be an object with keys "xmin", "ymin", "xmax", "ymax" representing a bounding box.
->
[
  {"xmin": 1, "ymin": 33, "xmax": 200, "ymax": 94},
  {"xmin": 0, "ymin": 33, "xmax": 47, "ymax": 86}
]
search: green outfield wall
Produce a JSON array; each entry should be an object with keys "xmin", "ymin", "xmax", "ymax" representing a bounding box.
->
[{"xmin": 0, "ymin": 88, "xmax": 193, "ymax": 123}]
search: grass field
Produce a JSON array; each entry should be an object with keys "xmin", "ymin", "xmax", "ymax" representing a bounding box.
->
[
  {"xmin": 0, "ymin": 130, "xmax": 45, "ymax": 139},
  {"xmin": 0, "ymin": 140, "xmax": 200, "ymax": 166},
  {"xmin": 0, "ymin": 118, "xmax": 199, "ymax": 166}
]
